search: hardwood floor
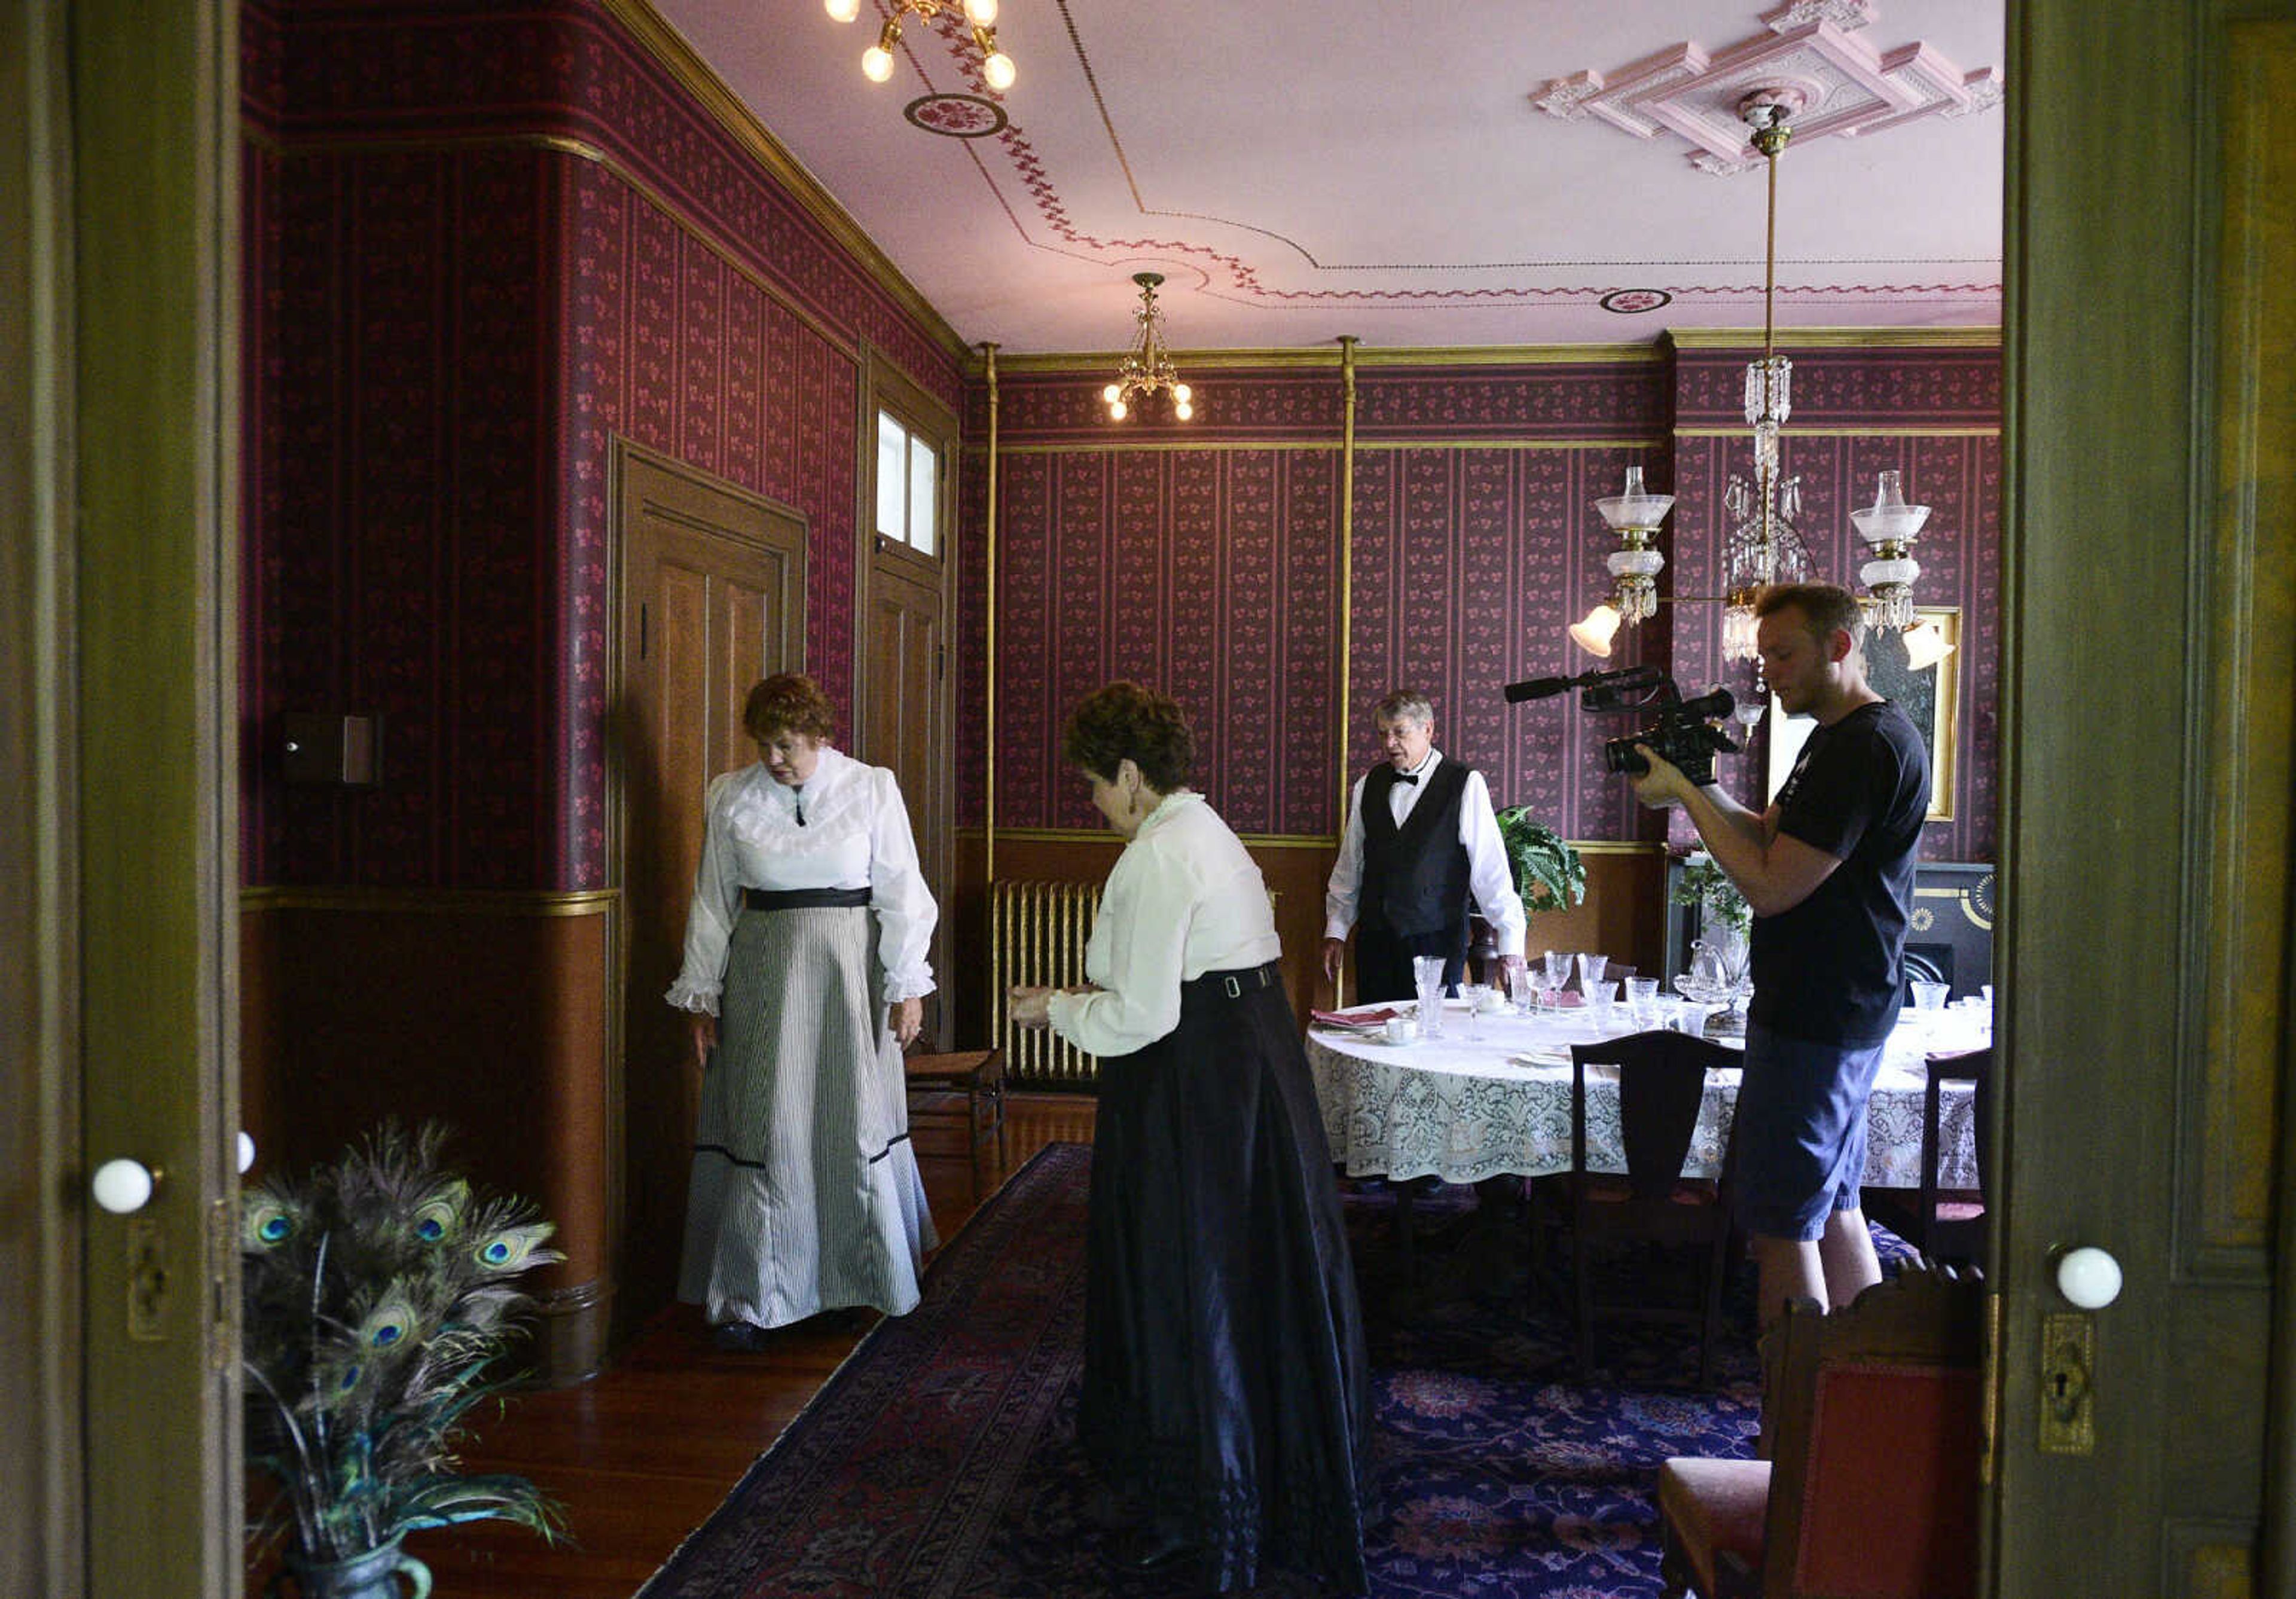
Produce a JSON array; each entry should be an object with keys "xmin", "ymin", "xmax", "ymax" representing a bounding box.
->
[{"xmin": 245, "ymin": 1091, "xmax": 1099, "ymax": 1598}]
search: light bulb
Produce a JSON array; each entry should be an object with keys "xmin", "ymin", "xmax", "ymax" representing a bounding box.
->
[
  {"xmin": 1102, "ymin": 383, "xmax": 1121, "ymax": 404},
  {"xmin": 1109, "ymin": 399, "xmax": 1127, "ymax": 421},
  {"xmin": 862, "ymin": 44, "xmax": 894, "ymax": 81},
  {"xmin": 963, "ymin": 0, "xmax": 998, "ymax": 24},
  {"xmin": 825, "ymin": 0, "xmax": 860, "ymax": 20},
  {"xmin": 1174, "ymin": 401, "xmax": 1193, "ymax": 421},
  {"xmin": 981, "ymin": 51, "xmax": 1015, "ymax": 91},
  {"xmin": 1171, "ymin": 383, "xmax": 1191, "ymax": 403}
]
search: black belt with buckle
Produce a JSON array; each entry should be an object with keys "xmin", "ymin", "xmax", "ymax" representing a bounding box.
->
[
  {"xmin": 1193, "ymin": 960, "xmax": 1283, "ymax": 1000},
  {"xmin": 743, "ymin": 886, "xmax": 871, "ymax": 912}
]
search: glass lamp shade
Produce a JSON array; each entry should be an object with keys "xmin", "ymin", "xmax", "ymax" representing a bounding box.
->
[
  {"xmin": 1901, "ymin": 618, "xmax": 1956, "ymax": 672},
  {"xmin": 861, "ymin": 44, "xmax": 896, "ymax": 80},
  {"xmin": 1605, "ymin": 547, "xmax": 1665, "ymax": 580},
  {"xmin": 981, "ymin": 50, "xmax": 1016, "ymax": 90},
  {"xmin": 1852, "ymin": 468, "xmax": 1931, "ymax": 549},
  {"xmin": 1568, "ymin": 603, "xmax": 1623, "ymax": 657},
  {"xmin": 1107, "ymin": 398, "xmax": 1128, "ymax": 421},
  {"xmin": 1173, "ymin": 400, "xmax": 1193, "ymax": 420},
  {"xmin": 963, "ymin": 0, "xmax": 998, "ymax": 23},
  {"xmin": 825, "ymin": 0, "xmax": 860, "ymax": 20},
  {"xmin": 1594, "ymin": 465, "xmax": 1675, "ymax": 532}
]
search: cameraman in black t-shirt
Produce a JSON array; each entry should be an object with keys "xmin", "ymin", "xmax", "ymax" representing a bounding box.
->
[{"xmin": 1629, "ymin": 583, "xmax": 1930, "ymax": 1330}]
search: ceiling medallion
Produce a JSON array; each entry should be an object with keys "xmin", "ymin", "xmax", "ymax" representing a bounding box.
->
[
  {"xmin": 904, "ymin": 93, "xmax": 1009, "ymax": 138},
  {"xmin": 1599, "ymin": 289, "xmax": 1673, "ymax": 315},
  {"xmin": 1534, "ymin": 0, "xmax": 2002, "ymax": 173}
]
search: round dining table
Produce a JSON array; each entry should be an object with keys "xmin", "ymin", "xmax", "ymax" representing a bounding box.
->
[{"xmin": 1306, "ymin": 997, "xmax": 1986, "ymax": 1190}]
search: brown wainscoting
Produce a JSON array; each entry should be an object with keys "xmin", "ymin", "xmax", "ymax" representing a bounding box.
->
[
  {"xmin": 240, "ymin": 888, "xmax": 618, "ymax": 1384},
  {"xmin": 948, "ymin": 832, "xmax": 1666, "ymax": 1052}
]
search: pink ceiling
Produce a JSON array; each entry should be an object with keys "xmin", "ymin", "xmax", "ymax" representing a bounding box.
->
[{"xmin": 648, "ymin": 0, "xmax": 2005, "ymax": 355}]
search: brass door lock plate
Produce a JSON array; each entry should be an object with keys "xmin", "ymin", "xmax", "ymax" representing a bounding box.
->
[{"xmin": 2039, "ymin": 1310, "xmax": 2096, "ymax": 1454}]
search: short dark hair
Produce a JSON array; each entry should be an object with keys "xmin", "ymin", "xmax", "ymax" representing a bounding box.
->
[
  {"xmin": 1755, "ymin": 582, "xmax": 1865, "ymax": 649},
  {"xmin": 743, "ymin": 673, "xmax": 836, "ymax": 743},
  {"xmin": 1062, "ymin": 681, "xmax": 1195, "ymax": 792}
]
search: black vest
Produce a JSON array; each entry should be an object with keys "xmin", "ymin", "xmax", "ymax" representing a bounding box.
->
[{"xmin": 1360, "ymin": 759, "xmax": 1473, "ymax": 938}]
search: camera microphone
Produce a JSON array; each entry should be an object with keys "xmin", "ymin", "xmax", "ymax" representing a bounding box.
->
[{"xmin": 1500, "ymin": 664, "xmax": 1666, "ymax": 703}]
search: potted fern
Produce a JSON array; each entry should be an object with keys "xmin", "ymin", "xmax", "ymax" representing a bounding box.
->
[
  {"xmin": 242, "ymin": 1122, "xmax": 567, "ymax": 1597},
  {"xmin": 1492, "ymin": 806, "xmax": 1586, "ymax": 916}
]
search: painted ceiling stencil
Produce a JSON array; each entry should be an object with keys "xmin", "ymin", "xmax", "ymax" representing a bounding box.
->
[{"xmin": 1535, "ymin": 0, "xmax": 2004, "ymax": 174}]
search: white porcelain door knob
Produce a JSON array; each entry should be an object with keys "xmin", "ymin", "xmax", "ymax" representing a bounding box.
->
[
  {"xmin": 238, "ymin": 1131, "xmax": 257, "ymax": 1174},
  {"xmin": 91, "ymin": 1158, "xmax": 157, "ymax": 1215},
  {"xmin": 2056, "ymin": 1246, "xmax": 2124, "ymax": 1310}
]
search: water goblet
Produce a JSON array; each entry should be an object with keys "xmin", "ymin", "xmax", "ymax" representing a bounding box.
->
[
  {"xmin": 1576, "ymin": 951, "xmax": 1610, "ymax": 993},
  {"xmin": 1459, "ymin": 983, "xmax": 1491, "ymax": 1039},
  {"xmin": 1542, "ymin": 950, "xmax": 1573, "ymax": 1006},
  {"xmin": 1626, "ymin": 976, "xmax": 1661, "ymax": 1026},
  {"xmin": 1412, "ymin": 956, "xmax": 1447, "ymax": 1039}
]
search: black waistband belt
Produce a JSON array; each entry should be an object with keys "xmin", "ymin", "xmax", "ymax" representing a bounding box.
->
[
  {"xmin": 743, "ymin": 886, "xmax": 871, "ymax": 912},
  {"xmin": 1188, "ymin": 960, "xmax": 1284, "ymax": 1000}
]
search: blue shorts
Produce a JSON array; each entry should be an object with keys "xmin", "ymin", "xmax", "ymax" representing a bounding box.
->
[{"xmin": 1732, "ymin": 1020, "xmax": 1888, "ymax": 1242}]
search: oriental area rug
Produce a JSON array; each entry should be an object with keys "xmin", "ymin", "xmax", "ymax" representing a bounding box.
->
[{"xmin": 639, "ymin": 1143, "xmax": 1902, "ymax": 1598}]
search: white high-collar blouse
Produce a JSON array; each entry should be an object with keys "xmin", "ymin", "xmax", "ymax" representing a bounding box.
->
[
  {"xmin": 665, "ymin": 746, "xmax": 938, "ymax": 1014},
  {"xmin": 1046, "ymin": 791, "xmax": 1282, "ymax": 1057}
]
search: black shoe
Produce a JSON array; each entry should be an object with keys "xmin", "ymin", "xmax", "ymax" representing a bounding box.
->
[{"xmin": 710, "ymin": 1322, "xmax": 771, "ymax": 1352}]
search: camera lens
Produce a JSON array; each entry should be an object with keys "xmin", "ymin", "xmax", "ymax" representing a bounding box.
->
[{"xmin": 1603, "ymin": 736, "xmax": 1648, "ymax": 776}]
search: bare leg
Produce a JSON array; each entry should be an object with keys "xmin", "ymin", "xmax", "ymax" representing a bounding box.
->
[
  {"xmin": 1818, "ymin": 1206, "xmax": 1882, "ymax": 1310},
  {"xmin": 1749, "ymin": 1233, "xmax": 1825, "ymax": 1330}
]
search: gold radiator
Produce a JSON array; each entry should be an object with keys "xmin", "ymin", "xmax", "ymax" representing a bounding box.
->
[
  {"xmin": 990, "ymin": 878, "xmax": 1104, "ymax": 1087},
  {"xmin": 986, "ymin": 878, "xmax": 1281, "ymax": 1090}
]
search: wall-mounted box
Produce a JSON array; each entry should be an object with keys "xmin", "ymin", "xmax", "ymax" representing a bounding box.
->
[{"xmin": 282, "ymin": 713, "xmax": 382, "ymax": 787}]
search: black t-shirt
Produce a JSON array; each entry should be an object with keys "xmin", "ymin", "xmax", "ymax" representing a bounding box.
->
[{"xmin": 1748, "ymin": 700, "xmax": 1930, "ymax": 1045}]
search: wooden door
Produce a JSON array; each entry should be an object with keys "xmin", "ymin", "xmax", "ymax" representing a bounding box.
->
[
  {"xmin": 1994, "ymin": 5, "xmax": 2296, "ymax": 1592},
  {"xmin": 863, "ymin": 541, "xmax": 952, "ymax": 1045},
  {"xmin": 614, "ymin": 442, "xmax": 805, "ymax": 1333}
]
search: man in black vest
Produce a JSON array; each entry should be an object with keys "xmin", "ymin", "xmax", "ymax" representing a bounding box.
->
[{"xmin": 1321, "ymin": 689, "xmax": 1528, "ymax": 1003}]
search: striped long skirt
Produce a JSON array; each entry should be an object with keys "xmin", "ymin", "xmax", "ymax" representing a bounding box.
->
[{"xmin": 677, "ymin": 904, "xmax": 938, "ymax": 1329}]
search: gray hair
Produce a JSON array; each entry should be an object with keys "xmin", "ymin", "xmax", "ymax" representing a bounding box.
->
[{"xmin": 1373, "ymin": 689, "xmax": 1434, "ymax": 728}]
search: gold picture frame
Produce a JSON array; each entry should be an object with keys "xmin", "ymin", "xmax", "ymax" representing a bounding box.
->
[{"xmin": 1764, "ymin": 606, "xmax": 1960, "ymax": 823}]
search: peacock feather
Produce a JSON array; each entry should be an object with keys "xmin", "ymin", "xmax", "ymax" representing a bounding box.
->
[{"xmin": 240, "ymin": 1119, "xmax": 567, "ymax": 1565}]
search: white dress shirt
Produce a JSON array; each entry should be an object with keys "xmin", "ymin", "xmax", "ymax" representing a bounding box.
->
[
  {"xmin": 1047, "ymin": 791, "xmax": 1282, "ymax": 1058},
  {"xmin": 665, "ymin": 746, "xmax": 938, "ymax": 1012},
  {"xmin": 1322, "ymin": 750, "xmax": 1527, "ymax": 956}
]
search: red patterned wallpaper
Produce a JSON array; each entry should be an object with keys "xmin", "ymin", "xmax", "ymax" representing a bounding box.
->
[
  {"xmin": 965, "ymin": 349, "xmax": 1999, "ymax": 863},
  {"xmin": 240, "ymin": 0, "xmax": 963, "ymax": 890}
]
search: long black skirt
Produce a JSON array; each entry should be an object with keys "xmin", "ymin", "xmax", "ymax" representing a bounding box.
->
[{"xmin": 1079, "ymin": 968, "xmax": 1372, "ymax": 1594}]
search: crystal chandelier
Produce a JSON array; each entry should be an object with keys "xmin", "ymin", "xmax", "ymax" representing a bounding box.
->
[
  {"xmin": 1715, "ymin": 90, "xmax": 1816, "ymax": 664},
  {"xmin": 827, "ymin": 0, "xmax": 1015, "ymax": 93},
  {"xmin": 1103, "ymin": 273, "xmax": 1194, "ymax": 423}
]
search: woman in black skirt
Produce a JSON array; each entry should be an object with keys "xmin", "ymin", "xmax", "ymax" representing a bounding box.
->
[{"xmin": 1009, "ymin": 682, "xmax": 1370, "ymax": 1594}]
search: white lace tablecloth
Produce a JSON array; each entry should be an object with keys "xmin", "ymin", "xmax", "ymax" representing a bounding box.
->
[{"xmin": 1306, "ymin": 1002, "xmax": 1983, "ymax": 1190}]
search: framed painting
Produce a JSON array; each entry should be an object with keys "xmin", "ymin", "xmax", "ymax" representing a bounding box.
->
[{"xmin": 1764, "ymin": 606, "xmax": 1959, "ymax": 823}]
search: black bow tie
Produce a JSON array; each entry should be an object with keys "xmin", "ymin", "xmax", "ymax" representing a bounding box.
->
[{"xmin": 1393, "ymin": 772, "xmax": 1419, "ymax": 786}]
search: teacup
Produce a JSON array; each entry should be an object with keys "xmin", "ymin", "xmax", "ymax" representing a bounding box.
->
[{"xmin": 1382, "ymin": 1015, "xmax": 1421, "ymax": 1046}]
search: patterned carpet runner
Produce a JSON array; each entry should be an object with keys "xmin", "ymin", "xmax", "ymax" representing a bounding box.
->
[{"xmin": 639, "ymin": 1143, "xmax": 1866, "ymax": 1598}]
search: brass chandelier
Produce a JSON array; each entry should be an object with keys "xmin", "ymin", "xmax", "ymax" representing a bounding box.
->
[
  {"xmin": 1571, "ymin": 89, "xmax": 1939, "ymax": 667},
  {"xmin": 827, "ymin": 0, "xmax": 1015, "ymax": 93},
  {"xmin": 1103, "ymin": 273, "xmax": 1193, "ymax": 423}
]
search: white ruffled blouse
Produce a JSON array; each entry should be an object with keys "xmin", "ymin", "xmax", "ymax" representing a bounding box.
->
[
  {"xmin": 664, "ymin": 746, "xmax": 938, "ymax": 1014},
  {"xmin": 1046, "ymin": 791, "xmax": 1281, "ymax": 1058}
]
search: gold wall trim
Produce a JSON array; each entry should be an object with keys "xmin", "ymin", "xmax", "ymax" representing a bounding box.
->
[
  {"xmin": 604, "ymin": 0, "xmax": 969, "ymax": 364},
  {"xmin": 1667, "ymin": 325, "xmax": 2002, "ymax": 351},
  {"xmin": 242, "ymin": 886, "xmax": 618, "ymax": 917},
  {"xmin": 980, "ymin": 435, "xmax": 1668, "ymax": 456},
  {"xmin": 961, "ymin": 826, "xmax": 1657, "ymax": 855},
  {"xmin": 1674, "ymin": 424, "xmax": 2001, "ymax": 439},
  {"xmin": 985, "ymin": 343, "xmax": 1665, "ymax": 374}
]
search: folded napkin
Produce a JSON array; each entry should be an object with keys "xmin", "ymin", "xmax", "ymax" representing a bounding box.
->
[
  {"xmin": 1310, "ymin": 1005, "xmax": 1410, "ymax": 1030},
  {"xmin": 1508, "ymin": 1046, "xmax": 1575, "ymax": 1067}
]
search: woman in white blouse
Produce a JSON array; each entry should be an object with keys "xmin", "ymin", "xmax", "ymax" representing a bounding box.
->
[
  {"xmin": 1010, "ymin": 682, "xmax": 1369, "ymax": 1595},
  {"xmin": 665, "ymin": 673, "xmax": 938, "ymax": 1349}
]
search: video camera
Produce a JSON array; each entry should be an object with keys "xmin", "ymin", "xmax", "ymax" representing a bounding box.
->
[{"xmin": 1501, "ymin": 664, "xmax": 1742, "ymax": 787}]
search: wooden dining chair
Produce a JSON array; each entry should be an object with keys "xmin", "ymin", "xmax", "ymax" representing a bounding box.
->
[
  {"xmin": 1656, "ymin": 1261, "xmax": 1986, "ymax": 1598},
  {"xmin": 1869, "ymin": 1045, "xmax": 1993, "ymax": 1271},
  {"xmin": 1564, "ymin": 1029, "xmax": 1740, "ymax": 1387}
]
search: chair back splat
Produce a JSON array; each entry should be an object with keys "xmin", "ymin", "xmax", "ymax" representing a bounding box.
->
[{"xmin": 1657, "ymin": 1261, "xmax": 1986, "ymax": 1599}]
